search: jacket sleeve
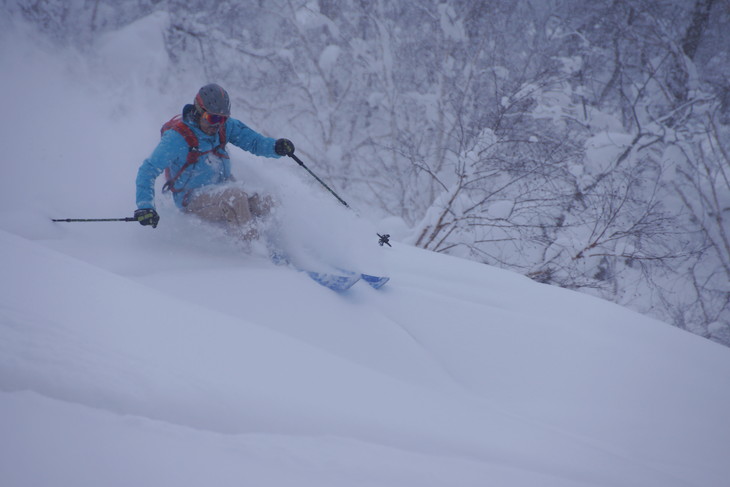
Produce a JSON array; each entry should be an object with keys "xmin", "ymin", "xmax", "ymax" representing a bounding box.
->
[
  {"xmin": 225, "ymin": 118, "xmax": 281, "ymax": 159},
  {"xmin": 135, "ymin": 131, "xmax": 189, "ymax": 209}
]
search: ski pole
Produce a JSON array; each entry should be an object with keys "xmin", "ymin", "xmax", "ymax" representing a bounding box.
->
[
  {"xmin": 288, "ymin": 153, "xmax": 349, "ymax": 208},
  {"xmin": 52, "ymin": 217, "xmax": 137, "ymax": 223},
  {"xmin": 288, "ymin": 153, "xmax": 391, "ymax": 247}
]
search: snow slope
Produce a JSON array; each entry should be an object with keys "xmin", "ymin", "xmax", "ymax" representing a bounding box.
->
[{"xmin": 1, "ymin": 14, "xmax": 730, "ymax": 487}]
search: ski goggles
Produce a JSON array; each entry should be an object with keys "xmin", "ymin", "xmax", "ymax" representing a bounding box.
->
[{"xmin": 202, "ymin": 111, "xmax": 228, "ymax": 125}]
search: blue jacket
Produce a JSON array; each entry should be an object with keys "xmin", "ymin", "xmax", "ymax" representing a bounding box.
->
[{"xmin": 136, "ymin": 105, "xmax": 281, "ymax": 209}]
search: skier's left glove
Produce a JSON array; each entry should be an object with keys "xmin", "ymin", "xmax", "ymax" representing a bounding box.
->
[{"xmin": 274, "ymin": 138, "xmax": 295, "ymax": 156}]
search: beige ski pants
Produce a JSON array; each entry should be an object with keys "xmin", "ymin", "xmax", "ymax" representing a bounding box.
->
[{"xmin": 183, "ymin": 186, "xmax": 271, "ymax": 240}]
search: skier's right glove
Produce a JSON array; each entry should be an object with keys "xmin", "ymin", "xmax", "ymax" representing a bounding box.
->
[{"xmin": 135, "ymin": 208, "xmax": 159, "ymax": 228}]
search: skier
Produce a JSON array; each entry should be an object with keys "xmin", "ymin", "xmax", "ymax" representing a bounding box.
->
[{"xmin": 134, "ymin": 83, "xmax": 295, "ymax": 240}]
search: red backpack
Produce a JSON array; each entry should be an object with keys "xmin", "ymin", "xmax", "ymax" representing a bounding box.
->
[{"xmin": 160, "ymin": 115, "xmax": 228, "ymax": 193}]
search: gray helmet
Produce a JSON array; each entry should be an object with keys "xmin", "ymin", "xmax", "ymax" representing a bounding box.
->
[{"xmin": 194, "ymin": 83, "xmax": 231, "ymax": 116}]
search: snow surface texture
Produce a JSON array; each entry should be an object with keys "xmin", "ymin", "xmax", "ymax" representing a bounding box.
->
[{"xmin": 2, "ymin": 14, "xmax": 730, "ymax": 487}]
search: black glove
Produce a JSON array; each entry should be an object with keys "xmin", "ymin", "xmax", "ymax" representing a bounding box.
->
[
  {"xmin": 274, "ymin": 138, "xmax": 295, "ymax": 156},
  {"xmin": 135, "ymin": 208, "xmax": 159, "ymax": 228}
]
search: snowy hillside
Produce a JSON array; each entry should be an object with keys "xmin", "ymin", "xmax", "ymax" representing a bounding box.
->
[
  {"xmin": 3, "ymin": 224, "xmax": 730, "ymax": 487},
  {"xmin": 2, "ymin": 14, "xmax": 730, "ymax": 487}
]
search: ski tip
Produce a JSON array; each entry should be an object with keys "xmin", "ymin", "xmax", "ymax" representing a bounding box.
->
[{"xmin": 361, "ymin": 274, "xmax": 390, "ymax": 289}]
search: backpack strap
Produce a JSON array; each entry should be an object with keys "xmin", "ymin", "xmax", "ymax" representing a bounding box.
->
[
  {"xmin": 159, "ymin": 114, "xmax": 228, "ymax": 194},
  {"xmin": 161, "ymin": 114, "xmax": 199, "ymax": 148},
  {"xmin": 218, "ymin": 123, "xmax": 227, "ymax": 146},
  {"xmin": 210, "ymin": 123, "xmax": 229, "ymax": 159},
  {"xmin": 160, "ymin": 116, "xmax": 201, "ymax": 193}
]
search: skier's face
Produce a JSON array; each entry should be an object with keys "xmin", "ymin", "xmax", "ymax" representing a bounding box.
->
[{"xmin": 200, "ymin": 111, "xmax": 227, "ymax": 135}]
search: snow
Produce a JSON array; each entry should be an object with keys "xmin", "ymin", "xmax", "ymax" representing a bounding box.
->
[
  {"xmin": 584, "ymin": 131, "xmax": 634, "ymax": 175},
  {"xmin": 93, "ymin": 11, "xmax": 172, "ymax": 103},
  {"xmin": 319, "ymin": 44, "xmax": 341, "ymax": 73},
  {"xmin": 2, "ymin": 15, "xmax": 730, "ymax": 487},
  {"xmin": 486, "ymin": 200, "xmax": 514, "ymax": 219}
]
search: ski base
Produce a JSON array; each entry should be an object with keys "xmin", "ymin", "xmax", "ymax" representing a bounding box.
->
[
  {"xmin": 306, "ymin": 270, "xmax": 361, "ymax": 292},
  {"xmin": 361, "ymin": 273, "xmax": 390, "ymax": 289}
]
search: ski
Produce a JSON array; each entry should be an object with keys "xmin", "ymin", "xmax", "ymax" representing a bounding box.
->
[
  {"xmin": 361, "ymin": 273, "xmax": 390, "ymax": 289},
  {"xmin": 269, "ymin": 249, "xmax": 388, "ymax": 291},
  {"xmin": 334, "ymin": 267, "xmax": 389, "ymax": 290},
  {"xmin": 306, "ymin": 270, "xmax": 361, "ymax": 292},
  {"xmin": 269, "ymin": 250, "xmax": 361, "ymax": 292}
]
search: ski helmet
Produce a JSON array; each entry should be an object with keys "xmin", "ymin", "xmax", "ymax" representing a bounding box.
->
[{"xmin": 194, "ymin": 83, "xmax": 231, "ymax": 116}]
